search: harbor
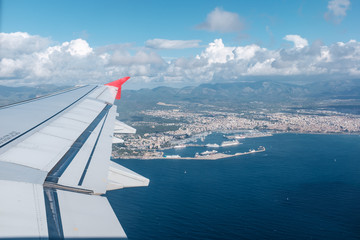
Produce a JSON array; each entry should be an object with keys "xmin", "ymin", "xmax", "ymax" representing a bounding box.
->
[
  {"xmin": 112, "ymin": 131, "xmax": 270, "ymax": 159},
  {"xmin": 164, "ymin": 146, "xmax": 266, "ymax": 160}
]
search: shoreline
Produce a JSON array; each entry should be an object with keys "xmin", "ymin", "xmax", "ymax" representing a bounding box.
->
[{"xmin": 112, "ymin": 132, "xmax": 360, "ymax": 160}]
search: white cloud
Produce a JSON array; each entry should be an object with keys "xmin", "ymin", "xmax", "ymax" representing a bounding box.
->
[
  {"xmin": 197, "ymin": 39, "xmax": 234, "ymax": 63},
  {"xmin": 0, "ymin": 32, "xmax": 50, "ymax": 58},
  {"xmin": 1, "ymin": 32, "xmax": 360, "ymax": 87},
  {"xmin": 196, "ymin": 7, "xmax": 244, "ymax": 33},
  {"xmin": 0, "ymin": 58, "xmax": 24, "ymax": 78},
  {"xmin": 283, "ymin": 35, "xmax": 309, "ymax": 49},
  {"xmin": 327, "ymin": 0, "xmax": 350, "ymax": 16},
  {"xmin": 145, "ymin": 39, "xmax": 201, "ymax": 49},
  {"xmin": 325, "ymin": 0, "xmax": 351, "ymax": 23},
  {"xmin": 192, "ymin": 37, "xmax": 360, "ymax": 81},
  {"xmin": 0, "ymin": 32, "xmax": 166, "ymax": 85},
  {"xmin": 65, "ymin": 39, "xmax": 93, "ymax": 57},
  {"xmin": 233, "ymin": 44, "xmax": 264, "ymax": 60}
]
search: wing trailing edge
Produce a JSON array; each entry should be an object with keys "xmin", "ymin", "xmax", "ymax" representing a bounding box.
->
[
  {"xmin": 107, "ymin": 161, "xmax": 150, "ymax": 190},
  {"xmin": 114, "ymin": 120, "xmax": 137, "ymax": 134}
]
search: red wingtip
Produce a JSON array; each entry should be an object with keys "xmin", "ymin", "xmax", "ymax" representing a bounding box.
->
[{"xmin": 105, "ymin": 76, "xmax": 130, "ymax": 100}]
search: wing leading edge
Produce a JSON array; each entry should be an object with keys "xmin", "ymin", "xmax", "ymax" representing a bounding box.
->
[{"xmin": 0, "ymin": 77, "xmax": 149, "ymax": 239}]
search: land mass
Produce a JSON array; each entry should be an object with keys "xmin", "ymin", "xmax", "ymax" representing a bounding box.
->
[
  {"xmin": 112, "ymin": 79, "xmax": 360, "ymax": 159},
  {"xmin": 1, "ymin": 79, "xmax": 359, "ymax": 159}
]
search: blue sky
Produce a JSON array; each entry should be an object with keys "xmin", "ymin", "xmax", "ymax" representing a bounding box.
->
[{"xmin": 1, "ymin": 0, "xmax": 359, "ymax": 88}]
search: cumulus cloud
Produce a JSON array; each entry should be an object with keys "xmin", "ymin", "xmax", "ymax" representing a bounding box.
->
[
  {"xmin": 197, "ymin": 39, "xmax": 235, "ymax": 63},
  {"xmin": 0, "ymin": 32, "xmax": 166, "ymax": 85},
  {"xmin": 64, "ymin": 39, "xmax": 93, "ymax": 57},
  {"xmin": 0, "ymin": 32, "xmax": 50, "ymax": 58},
  {"xmin": 283, "ymin": 35, "xmax": 309, "ymax": 49},
  {"xmin": 1, "ymin": 32, "xmax": 360, "ymax": 87},
  {"xmin": 145, "ymin": 39, "xmax": 201, "ymax": 49},
  {"xmin": 189, "ymin": 36, "xmax": 360, "ymax": 80},
  {"xmin": 325, "ymin": 0, "xmax": 351, "ymax": 23},
  {"xmin": 196, "ymin": 7, "xmax": 244, "ymax": 33}
]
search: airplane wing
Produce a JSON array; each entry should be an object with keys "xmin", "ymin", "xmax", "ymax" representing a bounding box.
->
[{"xmin": 0, "ymin": 77, "xmax": 149, "ymax": 239}]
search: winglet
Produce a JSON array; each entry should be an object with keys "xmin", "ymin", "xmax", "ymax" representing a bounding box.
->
[{"xmin": 105, "ymin": 76, "xmax": 130, "ymax": 100}]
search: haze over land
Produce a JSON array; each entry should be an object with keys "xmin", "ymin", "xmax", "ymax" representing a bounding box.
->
[
  {"xmin": 2, "ymin": 78, "xmax": 358, "ymax": 159},
  {"xmin": 1, "ymin": 0, "xmax": 360, "ymax": 157}
]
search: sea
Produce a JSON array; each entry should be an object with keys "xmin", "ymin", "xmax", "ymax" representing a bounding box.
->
[{"xmin": 107, "ymin": 133, "xmax": 360, "ymax": 240}]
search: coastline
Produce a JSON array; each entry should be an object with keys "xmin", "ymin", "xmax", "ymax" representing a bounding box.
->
[{"xmin": 112, "ymin": 131, "xmax": 360, "ymax": 160}]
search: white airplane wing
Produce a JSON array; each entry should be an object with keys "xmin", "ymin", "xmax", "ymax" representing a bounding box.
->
[{"xmin": 0, "ymin": 77, "xmax": 149, "ymax": 239}]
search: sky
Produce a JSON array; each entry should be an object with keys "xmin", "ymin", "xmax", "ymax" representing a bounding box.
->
[{"xmin": 0, "ymin": 0, "xmax": 359, "ymax": 89}]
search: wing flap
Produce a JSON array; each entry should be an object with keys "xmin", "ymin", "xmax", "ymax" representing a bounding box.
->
[
  {"xmin": 114, "ymin": 120, "xmax": 136, "ymax": 134},
  {"xmin": 0, "ymin": 161, "xmax": 47, "ymax": 184},
  {"xmin": 76, "ymin": 105, "xmax": 117, "ymax": 194},
  {"xmin": 57, "ymin": 190, "xmax": 126, "ymax": 239},
  {"xmin": 107, "ymin": 161, "xmax": 150, "ymax": 190},
  {"xmin": 0, "ymin": 181, "xmax": 48, "ymax": 238},
  {"xmin": 113, "ymin": 135, "xmax": 125, "ymax": 144},
  {"xmin": 56, "ymin": 117, "xmax": 105, "ymax": 189}
]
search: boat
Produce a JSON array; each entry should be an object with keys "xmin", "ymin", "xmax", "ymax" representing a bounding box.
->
[
  {"xmin": 234, "ymin": 135, "xmax": 246, "ymax": 139},
  {"xmin": 165, "ymin": 155, "xmax": 181, "ymax": 158},
  {"xmin": 206, "ymin": 143, "xmax": 220, "ymax": 148},
  {"xmin": 225, "ymin": 134, "xmax": 245, "ymax": 139},
  {"xmin": 200, "ymin": 150, "xmax": 218, "ymax": 155},
  {"xmin": 174, "ymin": 144, "xmax": 186, "ymax": 149},
  {"xmin": 221, "ymin": 140, "xmax": 240, "ymax": 147}
]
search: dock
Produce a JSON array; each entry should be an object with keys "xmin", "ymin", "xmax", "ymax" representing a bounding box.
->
[{"xmin": 163, "ymin": 146, "xmax": 265, "ymax": 160}]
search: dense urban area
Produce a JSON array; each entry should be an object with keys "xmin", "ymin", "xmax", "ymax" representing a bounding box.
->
[{"xmin": 112, "ymin": 102, "xmax": 360, "ymax": 159}]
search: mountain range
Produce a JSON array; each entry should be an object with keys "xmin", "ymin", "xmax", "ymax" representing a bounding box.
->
[{"xmin": 1, "ymin": 79, "xmax": 360, "ymax": 118}]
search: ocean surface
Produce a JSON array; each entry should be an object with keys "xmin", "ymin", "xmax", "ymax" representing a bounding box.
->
[{"xmin": 107, "ymin": 133, "xmax": 360, "ymax": 240}]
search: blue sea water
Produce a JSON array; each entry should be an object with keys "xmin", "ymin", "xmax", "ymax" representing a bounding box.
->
[{"xmin": 108, "ymin": 133, "xmax": 360, "ymax": 240}]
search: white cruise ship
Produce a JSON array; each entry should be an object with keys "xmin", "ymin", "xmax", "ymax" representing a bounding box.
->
[
  {"xmin": 174, "ymin": 144, "xmax": 186, "ymax": 149},
  {"xmin": 200, "ymin": 150, "xmax": 218, "ymax": 155},
  {"xmin": 221, "ymin": 140, "xmax": 240, "ymax": 147},
  {"xmin": 234, "ymin": 135, "xmax": 246, "ymax": 139},
  {"xmin": 206, "ymin": 143, "xmax": 220, "ymax": 148},
  {"xmin": 165, "ymin": 155, "xmax": 181, "ymax": 158}
]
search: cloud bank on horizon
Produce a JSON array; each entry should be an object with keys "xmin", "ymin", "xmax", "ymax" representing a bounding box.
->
[
  {"xmin": 0, "ymin": 1, "xmax": 359, "ymax": 88},
  {"xmin": 1, "ymin": 32, "xmax": 359, "ymax": 87}
]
